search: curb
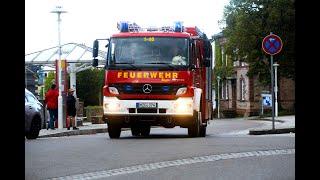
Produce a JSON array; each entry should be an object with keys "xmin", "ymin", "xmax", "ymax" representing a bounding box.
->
[
  {"xmin": 249, "ymin": 128, "xmax": 295, "ymax": 135},
  {"xmin": 246, "ymin": 118, "xmax": 285, "ymax": 123},
  {"xmin": 39, "ymin": 128, "xmax": 108, "ymax": 138},
  {"xmin": 38, "ymin": 128, "xmax": 131, "ymax": 138}
]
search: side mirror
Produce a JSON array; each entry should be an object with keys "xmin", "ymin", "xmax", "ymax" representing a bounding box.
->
[
  {"xmin": 92, "ymin": 58, "xmax": 98, "ymax": 67},
  {"xmin": 93, "ymin": 40, "xmax": 99, "ymax": 58},
  {"xmin": 190, "ymin": 64, "xmax": 196, "ymax": 70}
]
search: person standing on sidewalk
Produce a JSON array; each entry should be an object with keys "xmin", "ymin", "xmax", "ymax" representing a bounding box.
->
[
  {"xmin": 67, "ymin": 88, "xmax": 79, "ymax": 130},
  {"xmin": 45, "ymin": 84, "xmax": 59, "ymax": 130}
]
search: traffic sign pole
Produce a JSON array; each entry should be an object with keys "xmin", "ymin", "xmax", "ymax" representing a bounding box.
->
[
  {"xmin": 271, "ymin": 54, "xmax": 275, "ymax": 130},
  {"xmin": 262, "ymin": 32, "xmax": 283, "ymax": 131}
]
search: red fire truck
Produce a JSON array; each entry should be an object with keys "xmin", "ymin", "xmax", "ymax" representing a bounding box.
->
[{"xmin": 92, "ymin": 22, "xmax": 213, "ymax": 138}]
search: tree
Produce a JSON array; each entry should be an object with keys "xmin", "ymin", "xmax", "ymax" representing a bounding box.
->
[
  {"xmin": 44, "ymin": 71, "xmax": 56, "ymax": 94},
  {"xmin": 76, "ymin": 68, "xmax": 105, "ymax": 106},
  {"xmin": 222, "ymin": 0, "xmax": 295, "ymax": 85}
]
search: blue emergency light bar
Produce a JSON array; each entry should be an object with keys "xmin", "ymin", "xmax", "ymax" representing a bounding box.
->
[
  {"xmin": 118, "ymin": 21, "xmax": 129, "ymax": 32},
  {"xmin": 174, "ymin": 21, "xmax": 183, "ymax": 32},
  {"xmin": 117, "ymin": 21, "xmax": 184, "ymax": 33}
]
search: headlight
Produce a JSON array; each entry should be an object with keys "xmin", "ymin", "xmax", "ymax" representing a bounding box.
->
[
  {"xmin": 109, "ymin": 87, "xmax": 119, "ymax": 95},
  {"xmin": 103, "ymin": 97, "xmax": 120, "ymax": 112},
  {"xmin": 174, "ymin": 97, "xmax": 193, "ymax": 114},
  {"xmin": 105, "ymin": 102, "xmax": 120, "ymax": 112},
  {"xmin": 176, "ymin": 87, "xmax": 187, "ymax": 96}
]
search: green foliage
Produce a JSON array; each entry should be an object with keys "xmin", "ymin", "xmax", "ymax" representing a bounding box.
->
[
  {"xmin": 213, "ymin": 41, "xmax": 234, "ymax": 99},
  {"xmin": 76, "ymin": 68, "xmax": 105, "ymax": 106},
  {"xmin": 222, "ymin": 0, "xmax": 295, "ymax": 85},
  {"xmin": 39, "ymin": 87, "xmax": 44, "ymax": 100},
  {"xmin": 44, "ymin": 72, "xmax": 56, "ymax": 94},
  {"xmin": 214, "ymin": 41, "xmax": 233, "ymax": 79}
]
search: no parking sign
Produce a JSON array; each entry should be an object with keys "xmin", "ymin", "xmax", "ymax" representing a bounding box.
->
[{"xmin": 262, "ymin": 34, "xmax": 283, "ymax": 55}]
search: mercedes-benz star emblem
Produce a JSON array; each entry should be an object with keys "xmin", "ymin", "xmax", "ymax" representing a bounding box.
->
[{"xmin": 142, "ymin": 84, "xmax": 152, "ymax": 94}]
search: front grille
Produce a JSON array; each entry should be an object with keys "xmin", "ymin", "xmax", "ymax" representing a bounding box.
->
[
  {"xmin": 137, "ymin": 108, "xmax": 157, "ymax": 113},
  {"xmin": 129, "ymin": 108, "xmax": 136, "ymax": 113},
  {"xmin": 129, "ymin": 108, "xmax": 166, "ymax": 114},
  {"xmin": 110, "ymin": 84, "xmax": 185, "ymax": 95}
]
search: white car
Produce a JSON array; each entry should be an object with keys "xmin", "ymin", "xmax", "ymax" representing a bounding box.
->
[{"xmin": 25, "ymin": 89, "xmax": 45, "ymax": 139}]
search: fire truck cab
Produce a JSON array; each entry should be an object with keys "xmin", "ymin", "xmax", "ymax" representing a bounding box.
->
[{"xmin": 92, "ymin": 22, "xmax": 213, "ymax": 138}]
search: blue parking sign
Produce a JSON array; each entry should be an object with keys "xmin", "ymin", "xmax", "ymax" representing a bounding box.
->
[{"xmin": 262, "ymin": 94, "xmax": 272, "ymax": 107}]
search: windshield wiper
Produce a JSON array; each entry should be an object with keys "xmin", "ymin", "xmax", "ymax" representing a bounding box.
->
[
  {"xmin": 113, "ymin": 62, "xmax": 137, "ymax": 70},
  {"xmin": 144, "ymin": 62, "xmax": 180, "ymax": 70}
]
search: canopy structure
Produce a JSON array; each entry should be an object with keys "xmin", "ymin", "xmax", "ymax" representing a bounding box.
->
[
  {"xmin": 25, "ymin": 43, "xmax": 107, "ymax": 100},
  {"xmin": 25, "ymin": 42, "xmax": 107, "ymax": 65}
]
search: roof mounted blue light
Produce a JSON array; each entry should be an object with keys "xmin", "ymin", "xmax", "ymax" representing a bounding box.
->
[
  {"xmin": 174, "ymin": 21, "xmax": 183, "ymax": 32},
  {"xmin": 118, "ymin": 21, "xmax": 129, "ymax": 32}
]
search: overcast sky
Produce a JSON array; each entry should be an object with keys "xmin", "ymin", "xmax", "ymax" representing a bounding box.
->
[{"xmin": 25, "ymin": 0, "xmax": 230, "ymax": 54}]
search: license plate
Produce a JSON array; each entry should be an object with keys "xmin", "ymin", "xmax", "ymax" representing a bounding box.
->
[{"xmin": 136, "ymin": 102, "xmax": 157, "ymax": 108}]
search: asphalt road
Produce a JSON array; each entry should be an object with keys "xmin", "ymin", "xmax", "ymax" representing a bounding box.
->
[{"xmin": 25, "ymin": 119, "xmax": 295, "ymax": 180}]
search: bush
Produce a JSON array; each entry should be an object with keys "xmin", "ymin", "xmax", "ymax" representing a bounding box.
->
[
  {"xmin": 77, "ymin": 69, "xmax": 104, "ymax": 106},
  {"xmin": 84, "ymin": 106, "xmax": 104, "ymax": 124}
]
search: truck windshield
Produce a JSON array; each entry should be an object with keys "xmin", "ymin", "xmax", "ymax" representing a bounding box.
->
[{"xmin": 107, "ymin": 37, "xmax": 189, "ymax": 68}]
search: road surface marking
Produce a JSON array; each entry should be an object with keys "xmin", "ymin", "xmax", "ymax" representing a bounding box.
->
[{"xmin": 48, "ymin": 148, "xmax": 294, "ymax": 180}]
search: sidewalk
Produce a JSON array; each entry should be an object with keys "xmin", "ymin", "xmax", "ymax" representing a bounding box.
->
[
  {"xmin": 39, "ymin": 122, "xmax": 108, "ymax": 138},
  {"xmin": 38, "ymin": 115, "xmax": 295, "ymax": 138},
  {"xmin": 247, "ymin": 115, "xmax": 295, "ymax": 135}
]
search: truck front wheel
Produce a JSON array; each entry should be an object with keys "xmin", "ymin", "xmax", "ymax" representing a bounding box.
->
[
  {"xmin": 199, "ymin": 125, "xmax": 206, "ymax": 137},
  {"xmin": 131, "ymin": 126, "xmax": 140, "ymax": 136},
  {"xmin": 108, "ymin": 124, "xmax": 121, "ymax": 139},
  {"xmin": 188, "ymin": 111, "xmax": 200, "ymax": 137},
  {"xmin": 140, "ymin": 126, "xmax": 151, "ymax": 136}
]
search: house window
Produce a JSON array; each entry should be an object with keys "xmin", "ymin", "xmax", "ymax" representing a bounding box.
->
[
  {"xmin": 221, "ymin": 81, "xmax": 225, "ymax": 99},
  {"xmin": 225, "ymin": 80, "xmax": 229, "ymax": 100},
  {"xmin": 225, "ymin": 55, "xmax": 228, "ymax": 67},
  {"xmin": 221, "ymin": 80, "xmax": 229, "ymax": 100},
  {"xmin": 240, "ymin": 76, "xmax": 246, "ymax": 101}
]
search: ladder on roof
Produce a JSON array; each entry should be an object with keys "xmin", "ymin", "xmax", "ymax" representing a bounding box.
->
[
  {"xmin": 127, "ymin": 22, "xmax": 175, "ymax": 32},
  {"xmin": 128, "ymin": 23, "xmax": 141, "ymax": 32}
]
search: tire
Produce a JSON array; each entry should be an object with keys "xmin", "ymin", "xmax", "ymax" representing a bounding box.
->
[
  {"xmin": 188, "ymin": 110, "xmax": 200, "ymax": 137},
  {"xmin": 108, "ymin": 124, "xmax": 121, "ymax": 139},
  {"xmin": 26, "ymin": 117, "xmax": 41, "ymax": 139},
  {"xmin": 131, "ymin": 126, "xmax": 140, "ymax": 136},
  {"xmin": 140, "ymin": 126, "xmax": 151, "ymax": 136},
  {"xmin": 199, "ymin": 125, "xmax": 206, "ymax": 137}
]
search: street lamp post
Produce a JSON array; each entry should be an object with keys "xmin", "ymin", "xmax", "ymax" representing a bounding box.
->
[
  {"xmin": 273, "ymin": 63, "xmax": 279, "ymax": 117},
  {"xmin": 51, "ymin": 5, "xmax": 67, "ymax": 129},
  {"xmin": 217, "ymin": 76, "xmax": 221, "ymax": 119}
]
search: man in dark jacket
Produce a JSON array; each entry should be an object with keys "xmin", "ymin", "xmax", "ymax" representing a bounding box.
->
[
  {"xmin": 45, "ymin": 84, "xmax": 59, "ymax": 130},
  {"xmin": 67, "ymin": 88, "xmax": 79, "ymax": 130}
]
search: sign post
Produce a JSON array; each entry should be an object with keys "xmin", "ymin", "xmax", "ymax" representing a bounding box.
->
[{"xmin": 262, "ymin": 32, "xmax": 283, "ymax": 130}]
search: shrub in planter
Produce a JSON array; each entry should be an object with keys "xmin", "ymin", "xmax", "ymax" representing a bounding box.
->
[{"xmin": 85, "ymin": 106, "xmax": 104, "ymax": 124}]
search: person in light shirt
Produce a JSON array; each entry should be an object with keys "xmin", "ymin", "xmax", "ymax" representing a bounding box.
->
[{"xmin": 171, "ymin": 47, "xmax": 186, "ymax": 65}]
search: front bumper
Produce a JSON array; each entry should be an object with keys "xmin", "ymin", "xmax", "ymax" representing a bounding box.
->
[{"xmin": 103, "ymin": 97, "xmax": 194, "ymax": 116}]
